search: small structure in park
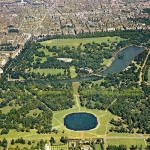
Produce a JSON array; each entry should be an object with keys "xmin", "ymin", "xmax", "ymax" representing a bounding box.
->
[
  {"xmin": 0, "ymin": 68, "xmax": 3, "ymax": 76},
  {"xmin": 45, "ymin": 144, "xmax": 50, "ymax": 150},
  {"xmin": 57, "ymin": 58, "xmax": 73, "ymax": 63},
  {"xmin": 81, "ymin": 145, "xmax": 93, "ymax": 150}
]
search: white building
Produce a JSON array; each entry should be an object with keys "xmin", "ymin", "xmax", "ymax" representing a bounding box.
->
[
  {"xmin": 0, "ymin": 68, "xmax": 3, "ymax": 75},
  {"xmin": 45, "ymin": 144, "xmax": 50, "ymax": 150},
  {"xmin": 2, "ymin": 59, "xmax": 7, "ymax": 66},
  {"xmin": 57, "ymin": 58, "xmax": 73, "ymax": 62}
]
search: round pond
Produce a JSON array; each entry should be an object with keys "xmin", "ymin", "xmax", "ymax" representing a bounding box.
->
[{"xmin": 64, "ymin": 112, "xmax": 98, "ymax": 131}]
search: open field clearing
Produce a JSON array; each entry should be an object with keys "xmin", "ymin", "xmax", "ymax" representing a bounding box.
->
[
  {"xmin": 70, "ymin": 66, "xmax": 77, "ymax": 78},
  {"xmin": 72, "ymin": 82, "xmax": 80, "ymax": 95},
  {"xmin": 38, "ymin": 48, "xmax": 57, "ymax": 56},
  {"xmin": 34, "ymin": 55, "xmax": 47, "ymax": 63},
  {"xmin": 41, "ymin": 36, "xmax": 122, "ymax": 48},
  {"xmin": 106, "ymin": 138, "xmax": 146, "ymax": 150},
  {"xmin": 52, "ymin": 105, "xmax": 118, "ymax": 138},
  {"xmin": 102, "ymin": 58, "xmax": 110, "ymax": 66},
  {"xmin": 33, "ymin": 68, "xmax": 64, "ymax": 75}
]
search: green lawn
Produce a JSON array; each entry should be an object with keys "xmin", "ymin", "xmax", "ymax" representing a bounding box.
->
[
  {"xmin": 102, "ymin": 58, "xmax": 110, "ymax": 66},
  {"xmin": 34, "ymin": 48, "xmax": 57, "ymax": 63},
  {"xmin": 72, "ymin": 82, "xmax": 80, "ymax": 95},
  {"xmin": 33, "ymin": 68, "xmax": 64, "ymax": 75},
  {"xmin": 52, "ymin": 107, "xmax": 117, "ymax": 138},
  {"xmin": 92, "ymin": 79, "xmax": 104, "ymax": 85},
  {"xmin": 106, "ymin": 139, "xmax": 146, "ymax": 150},
  {"xmin": 38, "ymin": 48, "xmax": 57, "ymax": 56},
  {"xmin": 34, "ymin": 55, "xmax": 47, "ymax": 63},
  {"xmin": 0, "ymin": 102, "xmax": 21, "ymax": 114},
  {"xmin": 94, "ymin": 144, "xmax": 101, "ymax": 150},
  {"xmin": 9, "ymin": 142, "xmax": 37, "ymax": 150},
  {"xmin": 26, "ymin": 108, "xmax": 42, "ymax": 117},
  {"xmin": 0, "ymin": 105, "xmax": 14, "ymax": 114},
  {"xmin": 41, "ymin": 36, "xmax": 122, "ymax": 48},
  {"xmin": 70, "ymin": 66, "xmax": 77, "ymax": 78}
]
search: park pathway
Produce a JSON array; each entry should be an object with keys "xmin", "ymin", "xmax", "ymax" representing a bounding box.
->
[
  {"xmin": 139, "ymin": 48, "xmax": 150, "ymax": 84},
  {"xmin": 72, "ymin": 82, "xmax": 81, "ymax": 112},
  {"xmin": 105, "ymin": 99, "xmax": 117, "ymax": 112},
  {"xmin": 74, "ymin": 95, "xmax": 80, "ymax": 112}
]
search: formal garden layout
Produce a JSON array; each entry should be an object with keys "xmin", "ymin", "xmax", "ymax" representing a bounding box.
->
[{"xmin": 0, "ymin": 30, "xmax": 150, "ymax": 149}]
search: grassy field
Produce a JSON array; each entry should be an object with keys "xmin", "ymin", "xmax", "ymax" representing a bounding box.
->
[
  {"xmin": 70, "ymin": 66, "xmax": 77, "ymax": 78},
  {"xmin": 52, "ymin": 104, "xmax": 118, "ymax": 138},
  {"xmin": 34, "ymin": 48, "xmax": 57, "ymax": 63},
  {"xmin": 38, "ymin": 48, "xmax": 57, "ymax": 56},
  {"xmin": 92, "ymin": 79, "xmax": 104, "ymax": 85},
  {"xmin": 33, "ymin": 68, "xmax": 64, "ymax": 75},
  {"xmin": 148, "ymin": 66, "xmax": 150, "ymax": 83},
  {"xmin": 102, "ymin": 58, "xmax": 110, "ymax": 66},
  {"xmin": 94, "ymin": 144, "xmax": 101, "ymax": 150},
  {"xmin": 72, "ymin": 82, "xmax": 80, "ymax": 95},
  {"xmin": 41, "ymin": 36, "xmax": 122, "ymax": 48},
  {"xmin": 106, "ymin": 138, "xmax": 146, "ymax": 150},
  {"xmin": 8, "ymin": 142, "xmax": 38, "ymax": 150},
  {"xmin": 0, "ymin": 105, "xmax": 14, "ymax": 114},
  {"xmin": 26, "ymin": 108, "xmax": 42, "ymax": 117},
  {"xmin": 34, "ymin": 55, "xmax": 47, "ymax": 63},
  {"xmin": 0, "ymin": 101, "xmax": 21, "ymax": 114}
]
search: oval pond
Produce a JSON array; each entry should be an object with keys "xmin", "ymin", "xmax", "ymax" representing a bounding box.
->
[{"xmin": 64, "ymin": 112, "xmax": 98, "ymax": 131}]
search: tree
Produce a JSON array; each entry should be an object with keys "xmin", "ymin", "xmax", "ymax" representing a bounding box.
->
[
  {"xmin": 50, "ymin": 137, "xmax": 55, "ymax": 146},
  {"xmin": 28, "ymin": 141, "xmax": 31, "ymax": 145},
  {"xmin": 1, "ymin": 138, "xmax": 7, "ymax": 148},
  {"xmin": 11, "ymin": 139, "xmax": 15, "ymax": 145},
  {"xmin": 1, "ymin": 128, "xmax": 9, "ymax": 135},
  {"xmin": 60, "ymin": 136, "xmax": 68, "ymax": 144}
]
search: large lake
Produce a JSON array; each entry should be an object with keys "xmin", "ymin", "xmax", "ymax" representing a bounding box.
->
[
  {"xmin": 102, "ymin": 46, "xmax": 145, "ymax": 76},
  {"xmin": 64, "ymin": 112, "xmax": 98, "ymax": 131}
]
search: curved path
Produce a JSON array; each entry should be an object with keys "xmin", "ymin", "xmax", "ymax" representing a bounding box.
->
[{"xmin": 139, "ymin": 48, "xmax": 150, "ymax": 84}]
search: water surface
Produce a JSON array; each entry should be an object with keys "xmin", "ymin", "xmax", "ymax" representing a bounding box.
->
[
  {"xmin": 64, "ymin": 112, "xmax": 98, "ymax": 131},
  {"xmin": 102, "ymin": 46, "xmax": 144, "ymax": 76}
]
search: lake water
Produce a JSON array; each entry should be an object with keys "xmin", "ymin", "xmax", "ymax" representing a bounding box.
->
[
  {"xmin": 102, "ymin": 46, "xmax": 145, "ymax": 76},
  {"xmin": 64, "ymin": 112, "xmax": 98, "ymax": 131}
]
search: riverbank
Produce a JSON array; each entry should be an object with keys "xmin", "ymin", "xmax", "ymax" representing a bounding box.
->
[
  {"xmin": 106, "ymin": 45, "xmax": 144, "ymax": 68},
  {"xmin": 103, "ymin": 46, "xmax": 145, "ymax": 76},
  {"xmin": 106, "ymin": 46, "xmax": 130, "ymax": 68}
]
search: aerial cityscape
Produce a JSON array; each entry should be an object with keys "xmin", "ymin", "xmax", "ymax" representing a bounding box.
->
[{"xmin": 0, "ymin": 0, "xmax": 150, "ymax": 149}]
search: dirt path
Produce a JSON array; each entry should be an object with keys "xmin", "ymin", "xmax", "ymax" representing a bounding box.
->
[
  {"xmin": 139, "ymin": 48, "xmax": 150, "ymax": 84},
  {"xmin": 104, "ymin": 113, "xmax": 111, "ymax": 149},
  {"xmin": 105, "ymin": 99, "xmax": 117, "ymax": 112},
  {"xmin": 72, "ymin": 82, "xmax": 81, "ymax": 111},
  {"xmin": 74, "ymin": 95, "xmax": 80, "ymax": 112}
]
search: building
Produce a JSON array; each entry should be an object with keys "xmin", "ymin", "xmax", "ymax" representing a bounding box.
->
[
  {"xmin": 57, "ymin": 58, "xmax": 73, "ymax": 62},
  {"xmin": 45, "ymin": 144, "xmax": 50, "ymax": 150},
  {"xmin": 0, "ymin": 68, "xmax": 3, "ymax": 76}
]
